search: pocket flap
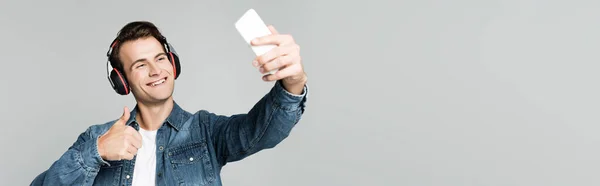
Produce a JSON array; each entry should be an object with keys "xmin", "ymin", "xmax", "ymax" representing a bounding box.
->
[{"xmin": 168, "ymin": 142, "xmax": 207, "ymax": 164}]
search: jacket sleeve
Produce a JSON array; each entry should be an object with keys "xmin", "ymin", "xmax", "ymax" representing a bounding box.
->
[
  {"xmin": 30, "ymin": 126, "xmax": 110, "ymax": 186},
  {"xmin": 204, "ymin": 80, "xmax": 308, "ymax": 166}
]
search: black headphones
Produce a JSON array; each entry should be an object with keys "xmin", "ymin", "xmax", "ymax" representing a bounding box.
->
[{"xmin": 105, "ymin": 36, "xmax": 181, "ymax": 95}]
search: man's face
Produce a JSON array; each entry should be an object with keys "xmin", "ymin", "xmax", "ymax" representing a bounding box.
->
[{"xmin": 119, "ymin": 36, "xmax": 175, "ymax": 104}]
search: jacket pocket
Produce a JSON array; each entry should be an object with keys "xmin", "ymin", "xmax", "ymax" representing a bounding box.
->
[
  {"xmin": 168, "ymin": 141, "xmax": 215, "ymax": 185},
  {"xmin": 93, "ymin": 160, "xmax": 123, "ymax": 185}
]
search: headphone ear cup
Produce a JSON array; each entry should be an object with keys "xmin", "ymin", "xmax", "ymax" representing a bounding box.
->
[
  {"xmin": 109, "ymin": 69, "xmax": 130, "ymax": 95},
  {"xmin": 167, "ymin": 52, "xmax": 181, "ymax": 79}
]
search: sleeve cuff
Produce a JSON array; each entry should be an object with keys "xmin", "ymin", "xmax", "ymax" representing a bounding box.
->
[
  {"xmin": 270, "ymin": 80, "xmax": 308, "ymax": 111},
  {"xmin": 80, "ymin": 136, "xmax": 110, "ymax": 170}
]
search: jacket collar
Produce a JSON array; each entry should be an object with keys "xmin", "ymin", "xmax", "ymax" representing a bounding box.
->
[{"xmin": 125, "ymin": 100, "xmax": 189, "ymax": 131}]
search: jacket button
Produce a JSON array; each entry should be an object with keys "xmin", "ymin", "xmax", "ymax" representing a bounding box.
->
[
  {"xmin": 159, "ymin": 146, "xmax": 164, "ymax": 151},
  {"xmin": 126, "ymin": 175, "xmax": 130, "ymax": 179}
]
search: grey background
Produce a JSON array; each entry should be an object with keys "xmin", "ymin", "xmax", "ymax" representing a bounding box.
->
[{"xmin": 1, "ymin": 0, "xmax": 599, "ymax": 185}]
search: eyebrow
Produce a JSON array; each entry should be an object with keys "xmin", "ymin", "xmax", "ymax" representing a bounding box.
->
[{"xmin": 130, "ymin": 53, "xmax": 167, "ymax": 70}]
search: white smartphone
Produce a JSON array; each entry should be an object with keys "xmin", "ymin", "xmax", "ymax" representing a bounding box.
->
[{"xmin": 235, "ymin": 8, "xmax": 277, "ymax": 75}]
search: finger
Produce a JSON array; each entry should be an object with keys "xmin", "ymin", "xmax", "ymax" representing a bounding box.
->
[
  {"xmin": 118, "ymin": 106, "xmax": 130, "ymax": 125},
  {"xmin": 262, "ymin": 63, "xmax": 302, "ymax": 82},
  {"xmin": 126, "ymin": 126, "xmax": 143, "ymax": 143},
  {"xmin": 260, "ymin": 54, "xmax": 296, "ymax": 74},
  {"xmin": 251, "ymin": 34, "xmax": 294, "ymax": 46},
  {"xmin": 126, "ymin": 132, "xmax": 143, "ymax": 149},
  {"xmin": 254, "ymin": 45, "xmax": 297, "ymax": 67},
  {"xmin": 122, "ymin": 152, "xmax": 134, "ymax": 160},
  {"xmin": 127, "ymin": 144, "xmax": 138, "ymax": 155},
  {"xmin": 127, "ymin": 135, "xmax": 143, "ymax": 150},
  {"xmin": 267, "ymin": 25, "xmax": 279, "ymax": 34},
  {"xmin": 132, "ymin": 135, "xmax": 142, "ymax": 149}
]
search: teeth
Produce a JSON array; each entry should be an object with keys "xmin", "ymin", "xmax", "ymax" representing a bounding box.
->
[{"xmin": 151, "ymin": 79, "xmax": 165, "ymax": 86}]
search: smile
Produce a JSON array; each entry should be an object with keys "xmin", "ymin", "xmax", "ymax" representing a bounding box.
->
[{"xmin": 147, "ymin": 77, "xmax": 167, "ymax": 87}]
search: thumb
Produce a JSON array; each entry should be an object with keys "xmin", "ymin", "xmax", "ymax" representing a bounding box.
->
[
  {"xmin": 119, "ymin": 106, "xmax": 130, "ymax": 124},
  {"xmin": 267, "ymin": 25, "xmax": 279, "ymax": 35}
]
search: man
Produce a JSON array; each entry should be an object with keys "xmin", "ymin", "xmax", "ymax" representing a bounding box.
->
[{"xmin": 30, "ymin": 21, "xmax": 308, "ymax": 186}]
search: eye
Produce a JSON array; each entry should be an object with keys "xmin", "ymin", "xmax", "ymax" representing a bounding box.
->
[
  {"xmin": 158, "ymin": 57, "xmax": 167, "ymax": 61},
  {"xmin": 136, "ymin": 64, "xmax": 145, "ymax": 68}
]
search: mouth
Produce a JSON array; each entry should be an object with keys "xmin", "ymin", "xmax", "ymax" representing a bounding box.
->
[{"xmin": 147, "ymin": 77, "xmax": 167, "ymax": 87}]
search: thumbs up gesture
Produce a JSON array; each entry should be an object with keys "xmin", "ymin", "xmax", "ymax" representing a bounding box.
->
[{"xmin": 97, "ymin": 106, "xmax": 142, "ymax": 161}]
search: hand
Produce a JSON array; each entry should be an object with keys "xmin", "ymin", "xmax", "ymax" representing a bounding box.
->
[
  {"xmin": 251, "ymin": 25, "xmax": 307, "ymax": 94},
  {"xmin": 97, "ymin": 106, "xmax": 142, "ymax": 161}
]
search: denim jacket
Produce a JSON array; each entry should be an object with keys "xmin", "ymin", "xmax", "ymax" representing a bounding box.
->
[{"xmin": 30, "ymin": 80, "xmax": 308, "ymax": 186}]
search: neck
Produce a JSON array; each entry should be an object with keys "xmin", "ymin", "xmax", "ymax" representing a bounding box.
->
[{"xmin": 135, "ymin": 97, "xmax": 174, "ymax": 131}]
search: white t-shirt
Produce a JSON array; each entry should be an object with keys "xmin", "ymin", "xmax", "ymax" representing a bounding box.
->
[{"xmin": 132, "ymin": 127, "xmax": 157, "ymax": 186}]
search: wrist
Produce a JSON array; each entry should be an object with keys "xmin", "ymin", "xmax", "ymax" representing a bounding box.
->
[
  {"xmin": 78, "ymin": 133, "xmax": 111, "ymax": 170},
  {"xmin": 97, "ymin": 135, "xmax": 106, "ymax": 159},
  {"xmin": 282, "ymin": 74, "xmax": 307, "ymax": 95}
]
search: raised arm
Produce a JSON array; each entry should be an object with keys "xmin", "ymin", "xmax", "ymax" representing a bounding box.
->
[
  {"xmin": 204, "ymin": 25, "xmax": 308, "ymax": 165},
  {"xmin": 205, "ymin": 80, "xmax": 307, "ymax": 165}
]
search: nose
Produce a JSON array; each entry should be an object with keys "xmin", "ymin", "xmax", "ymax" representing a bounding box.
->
[{"xmin": 148, "ymin": 62, "xmax": 161, "ymax": 77}]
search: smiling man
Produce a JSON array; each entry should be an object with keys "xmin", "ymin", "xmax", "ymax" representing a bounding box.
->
[{"xmin": 30, "ymin": 21, "xmax": 308, "ymax": 186}]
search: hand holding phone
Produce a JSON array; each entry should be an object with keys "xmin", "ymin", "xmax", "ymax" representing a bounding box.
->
[
  {"xmin": 234, "ymin": 9, "xmax": 307, "ymax": 93},
  {"xmin": 235, "ymin": 8, "xmax": 278, "ymax": 75}
]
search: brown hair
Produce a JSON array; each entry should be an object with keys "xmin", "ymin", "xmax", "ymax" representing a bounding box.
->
[{"xmin": 109, "ymin": 21, "xmax": 167, "ymax": 73}]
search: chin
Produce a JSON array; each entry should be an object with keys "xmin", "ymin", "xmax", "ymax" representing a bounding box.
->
[
  {"xmin": 136, "ymin": 90, "xmax": 174, "ymax": 104},
  {"xmin": 141, "ymin": 95, "xmax": 172, "ymax": 105},
  {"xmin": 148, "ymin": 90, "xmax": 174, "ymax": 102}
]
